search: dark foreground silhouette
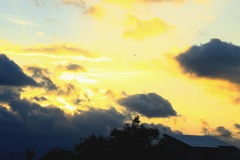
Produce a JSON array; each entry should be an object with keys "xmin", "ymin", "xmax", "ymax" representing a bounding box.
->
[{"xmin": 39, "ymin": 115, "xmax": 240, "ymax": 160}]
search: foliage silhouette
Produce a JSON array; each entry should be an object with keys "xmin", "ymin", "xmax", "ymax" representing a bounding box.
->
[
  {"xmin": 25, "ymin": 147, "xmax": 35, "ymax": 160},
  {"xmin": 40, "ymin": 148, "xmax": 76, "ymax": 160},
  {"xmin": 39, "ymin": 115, "xmax": 240, "ymax": 160},
  {"xmin": 40, "ymin": 115, "xmax": 162, "ymax": 160}
]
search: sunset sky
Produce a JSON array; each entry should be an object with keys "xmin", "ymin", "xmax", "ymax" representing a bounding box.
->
[{"xmin": 1, "ymin": 0, "xmax": 240, "ymax": 156}]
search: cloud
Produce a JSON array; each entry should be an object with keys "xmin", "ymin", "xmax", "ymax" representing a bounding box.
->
[
  {"xmin": 234, "ymin": 123, "xmax": 240, "ymax": 129},
  {"xmin": 117, "ymin": 93, "xmax": 177, "ymax": 118},
  {"xmin": 140, "ymin": 0, "xmax": 186, "ymax": 3},
  {"xmin": 0, "ymin": 14, "xmax": 38, "ymax": 27},
  {"xmin": 31, "ymin": 0, "xmax": 46, "ymax": 6},
  {"xmin": 104, "ymin": 0, "xmax": 186, "ymax": 5},
  {"xmin": 0, "ymin": 86, "xmax": 129, "ymax": 156},
  {"xmin": 0, "ymin": 87, "xmax": 21, "ymax": 102},
  {"xmin": 22, "ymin": 44, "xmax": 96, "ymax": 58},
  {"xmin": 144, "ymin": 123, "xmax": 183, "ymax": 136},
  {"xmin": 0, "ymin": 84, "xmax": 180, "ymax": 158},
  {"xmin": 201, "ymin": 120, "xmax": 232, "ymax": 136},
  {"xmin": 213, "ymin": 126, "xmax": 240, "ymax": 149},
  {"xmin": 123, "ymin": 15, "xmax": 173, "ymax": 40},
  {"xmin": 176, "ymin": 38, "xmax": 240, "ymax": 84},
  {"xmin": 0, "ymin": 54, "xmax": 37, "ymax": 87},
  {"xmin": 33, "ymin": 96, "xmax": 48, "ymax": 102},
  {"xmin": 84, "ymin": 4, "xmax": 106, "ymax": 18},
  {"xmin": 215, "ymin": 126, "xmax": 232, "ymax": 136},
  {"xmin": 200, "ymin": 122, "xmax": 240, "ymax": 149},
  {"xmin": 62, "ymin": 0, "xmax": 87, "ymax": 9},
  {"xmin": 36, "ymin": 32, "xmax": 45, "ymax": 37},
  {"xmin": 27, "ymin": 66, "xmax": 58, "ymax": 91},
  {"xmin": 65, "ymin": 64, "xmax": 87, "ymax": 72}
]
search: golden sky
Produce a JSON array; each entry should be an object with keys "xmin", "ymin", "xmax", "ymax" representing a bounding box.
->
[{"xmin": 1, "ymin": 0, "xmax": 240, "ymax": 152}]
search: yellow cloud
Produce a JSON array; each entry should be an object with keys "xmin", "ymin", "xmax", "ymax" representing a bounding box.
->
[
  {"xmin": 62, "ymin": 0, "xmax": 86, "ymax": 7},
  {"xmin": 0, "ymin": 39, "xmax": 22, "ymax": 53},
  {"xmin": 123, "ymin": 15, "xmax": 173, "ymax": 40},
  {"xmin": 103, "ymin": 0, "xmax": 186, "ymax": 6},
  {"xmin": 85, "ymin": 4, "xmax": 106, "ymax": 18},
  {"xmin": 22, "ymin": 44, "xmax": 97, "ymax": 58},
  {"xmin": 140, "ymin": 0, "xmax": 186, "ymax": 3},
  {"xmin": 103, "ymin": 0, "xmax": 138, "ymax": 7}
]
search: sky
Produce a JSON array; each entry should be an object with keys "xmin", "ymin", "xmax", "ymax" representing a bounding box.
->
[{"xmin": 1, "ymin": 0, "xmax": 240, "ymax": 157}]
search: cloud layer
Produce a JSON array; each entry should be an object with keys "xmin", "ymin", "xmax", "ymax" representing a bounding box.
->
[
  {"xmin": 123, "ymin": 15, "xmax": 172, "ymax": 40},
  {"xmin": 0, "ymin": 54, "xmax": 180, "ymax": 158},
  {"xmin": 0, "ymin": 86, "xmax": 128, "ymax": 155}
]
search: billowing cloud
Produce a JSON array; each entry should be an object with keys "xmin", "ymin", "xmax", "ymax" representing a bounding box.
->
[
  {"xmin": 123, "ymin": 15, "xmax": 173, "ymax": 40},
  {"xmin": 176, "ymin": 38, "xmax": 240, "ymax": 84},
  {"xmin": 0, "ymin": 54, "xmax": 37, "ymax": 86},
  {"xmin": 117, "ymin": 93, "xmax": 177, "ymax": 118}
]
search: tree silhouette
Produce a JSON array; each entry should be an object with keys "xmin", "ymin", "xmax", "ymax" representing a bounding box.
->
[
  {"xmin": 109, "ymin": 115, "xmax": 160, "ymax": 159},
  {"xmin": 25, "ymin": 147, "xmax": 35, "ymax": 160},
  {"xmin": 40, "ymin": 115, "xmax": 162, "ymax": 160},
  {"xmin": 74, "ymin": 134, "xmax": 109, "ymax": 159},
  {"xmin": 40, "ymin": 148, "xmax": 76, "ymax": 160}
]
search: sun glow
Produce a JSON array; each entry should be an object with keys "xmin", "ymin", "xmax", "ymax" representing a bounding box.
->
[
  {"xmin": 56, "ymin": 97, "xmax": 77, "ymax": 114},
  {"xmin": 59, "ymin": 72, "xmax": 98, "ymax": 84}
]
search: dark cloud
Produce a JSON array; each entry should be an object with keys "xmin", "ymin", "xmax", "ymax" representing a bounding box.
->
[
  {"xmin": 66, "ymin": 64, "xmax": 87, "ymax": 72},
  {"xmin": 117, "ymin": 93, "xmax": 177, "ymax": 118},
  {"xmin": 234, "ymin": 123, "xmax": 240, "ymax": 129},
  {"xmin": 27, "ymin": 66, "xmax": 48, "ymax": 78},
  {"xmin": 176, "ymin": 38, "xmax": 240, "ymax": 84},
  {"xmin": 143, "ymin": 123, "xmax": 183, "ymax": 136},
  {"xmin": 0, "ymin": 87, "xmax": 21, "ymax": 102},
  {"xmin": 0, "ymin": 105, "xmax": 127, "ymax": 158},
  {"xmin": 73, "ymin": 98, "xmax": 83, "ymax": 105},
  {"xmin": 201, "ymin": 121, "xmax": 232, "ymax": 137},
  {"xmin": 27, "ymin": 66, "xmax": 57, "ymax": 91},
  {"xmin": 57, "ymin": 83, "xmax": 78, "ymax": 96},
  {"xmin": 33, "ymin": 96, "xmax": 48, "ymax": 102},
  {"xmin": 0, "ymin": 87, "xmax": 181, "ymax": 158},
  {"xmin": 41, "ymin": 77, "xmax": 58, "ymax": 91},
  {"xmin": 0, "ymin": 86, "xmax": 129, "ymax": 158},
  {"xmin": 0, "ymin": 54, "xmax": 37, "ymax": 86},
  {"xmin": 215, "ymin": 126, "xmax": 232, "ymax": 136},
  {"xmin": 214, "ymin": 126, "xmax": 240, "ymax": 149},
  {"xmin": 201, "ymin": 124, "xmax": 240, "ymax": 149},
  {"xmin": 72, "ymin": 107, "xmax": 129, "ymax": 136}
]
